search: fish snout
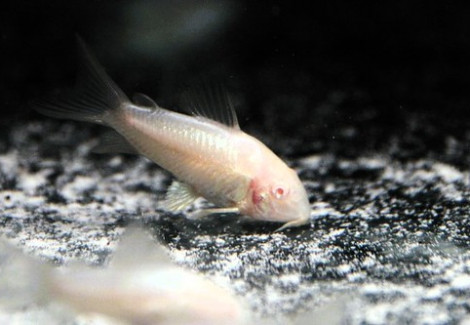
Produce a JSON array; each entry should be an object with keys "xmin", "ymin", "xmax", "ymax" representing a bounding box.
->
[{"xmin": 270, "ymin": 186, "xmax": 311, "ymax": 224}]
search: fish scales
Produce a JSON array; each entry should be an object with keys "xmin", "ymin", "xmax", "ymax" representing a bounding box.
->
[{"xmin": 112, "ymin": 107, "xmax": 247, "ymax": 205}]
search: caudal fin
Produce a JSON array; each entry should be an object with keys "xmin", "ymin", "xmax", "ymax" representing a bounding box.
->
[{"xmin": 33, "ymin": 36, "xmax": 129, "ymax": 125}]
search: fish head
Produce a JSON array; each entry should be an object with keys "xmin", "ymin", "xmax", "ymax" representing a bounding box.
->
[{"xmin": 244, "ymin": 166, "xmax": 311, "ymax": 225}]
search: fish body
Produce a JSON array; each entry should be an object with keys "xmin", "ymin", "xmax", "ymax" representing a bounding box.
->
[
  {"xmin": 114, "ymin": 106, "xmax": 247, "ymax": 208},
  {"xmin": 35, "ymin": 38, "xmax": 311, "ymax": 228},
  {"xmin": 0, "ymin": 228, "xmax": 250, "ymax": 325},
  {"xmin": 49, "ymin": 264, "xmax": 247, "ymax": 325}
]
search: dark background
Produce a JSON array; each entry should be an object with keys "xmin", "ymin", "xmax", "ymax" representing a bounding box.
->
[
  {"xmin": 2, "ymin": 3, "xmax": 470, "ymax": 323},
  {"xmin": 2, "ymin": 0, "xmax": 470, "ymax": 159}
]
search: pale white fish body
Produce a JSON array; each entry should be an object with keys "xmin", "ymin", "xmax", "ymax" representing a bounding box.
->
[
  {"xmin": 49, "ymin": 266, "xmax": 247, "ymax": 325},
  {"xmin": 34, "ymin": 37, "xmax": 311, "ymax": 228},
  {"xmin": 112, "ymin": 105, "xmax": 249, "ymax": 208},
  {"xmin": 111, "ymin": 105, "xmax": 310, "ymax": 225},
  {"xmin": 46, "ymin": 228, "xmax": 250, "ymax": 325},
  {"xmin": 0, "ymin": 229, "xmax": 250, "ymax": 325}
]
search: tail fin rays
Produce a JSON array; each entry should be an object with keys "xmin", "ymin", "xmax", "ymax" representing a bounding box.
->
[{"xmin": 33, "ymin": 36, "xmax": 129, "ymax": 125}]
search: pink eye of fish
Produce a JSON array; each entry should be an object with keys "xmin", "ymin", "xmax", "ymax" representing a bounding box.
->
[{"xmin": 272, "ymin": 187, "xmax": 288, "ymax": 199}]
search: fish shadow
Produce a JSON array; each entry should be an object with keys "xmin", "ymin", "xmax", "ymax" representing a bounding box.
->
[{"xmin": 145, "ymin": 213, "xmax": 311, "ymax": 242}]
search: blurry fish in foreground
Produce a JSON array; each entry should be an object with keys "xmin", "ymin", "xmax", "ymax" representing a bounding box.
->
[
  {"xmin": 0, "ymin": 228, "xmax": 250, "ymax": 324},
  {"xmin": 34, "ymin": 38, "xmax": 311, "ymax": 230}
]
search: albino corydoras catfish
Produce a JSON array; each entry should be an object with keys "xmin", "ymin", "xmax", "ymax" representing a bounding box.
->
[
  {"xmin": 34, "ymin": 38, "xmax": 311, "ymax": 230},
  {"xmin": 0, "ymin": 228, "xmax": 250, "ymax": 324}
]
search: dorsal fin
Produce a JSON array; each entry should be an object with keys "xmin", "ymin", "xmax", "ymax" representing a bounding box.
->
[
  {"xmin": 183, "ymin": 82, "xmax": 240, "ymax": 129},
  {"xmin": 110, "ymin": 225, "xmax": 173, "ymax": 269},
  {"xmin": 132, "ymin": 93, "xmax": 159, "ymax": 109}
]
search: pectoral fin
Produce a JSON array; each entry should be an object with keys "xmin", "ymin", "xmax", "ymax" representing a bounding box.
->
[
  {"xmin": 274, "ymin": 218, "xmax": 310, "ymax": 232},
  {"xmin": 161, "ymin": 181, "xmax": 199, "ymax": 212}
]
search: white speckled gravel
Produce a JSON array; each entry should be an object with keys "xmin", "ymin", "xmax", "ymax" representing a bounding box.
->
[{"xmin": 1, "ymin": 120, "xmax": 470, "ymax": 324}]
